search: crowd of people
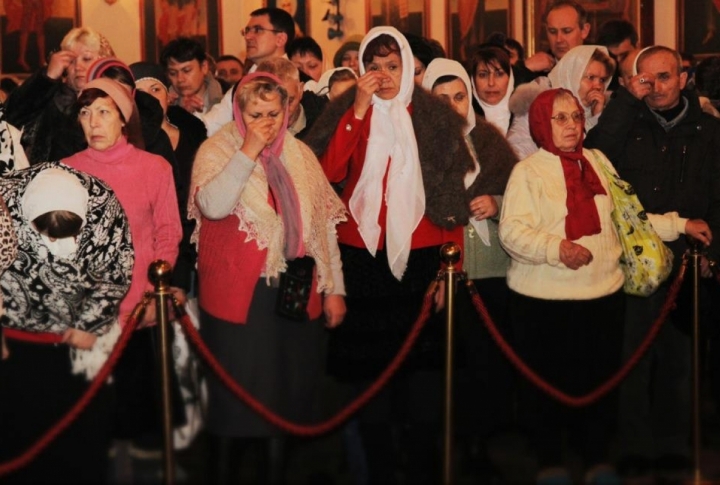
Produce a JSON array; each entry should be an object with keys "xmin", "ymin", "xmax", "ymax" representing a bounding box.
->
[{"xmin": 1, "ymin": 1, "xmax": 720, "ymax": 484}]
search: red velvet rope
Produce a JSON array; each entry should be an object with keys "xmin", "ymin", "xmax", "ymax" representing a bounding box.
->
[
  {"xmin": 466, "ymin": 258, "xmax": 688, "ymax": 407},
  {"xmin": 174, "ymin": 280, "xmax": 440, "ymax": 436},
  {"xmin": 0, "ymin": 300, "xmax": 145, "ymax": 477}
]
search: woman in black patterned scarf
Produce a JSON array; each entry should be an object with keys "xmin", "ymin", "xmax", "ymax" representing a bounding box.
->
[{"xmin": 0, "ymin": 164, "xmax": 134, "ymax": 484}]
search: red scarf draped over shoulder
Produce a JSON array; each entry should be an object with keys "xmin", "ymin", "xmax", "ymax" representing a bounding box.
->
[{"xmin": 529, "ymin": 88, "xmax": 606, "ymax": 241}]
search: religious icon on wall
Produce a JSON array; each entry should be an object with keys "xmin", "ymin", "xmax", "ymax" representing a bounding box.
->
[{"xmin": 0, "ymin": 0, "xmax": 79, "ymax": 75}]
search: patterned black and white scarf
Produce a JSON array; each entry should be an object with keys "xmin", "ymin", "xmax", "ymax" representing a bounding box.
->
[{"xmin": 0, "ymin": 105, "xmax": 15, "ymax": 175}]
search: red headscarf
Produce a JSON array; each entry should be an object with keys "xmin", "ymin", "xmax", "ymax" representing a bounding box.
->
[
  {"xmin": 232, "ymin": 72, "xmax": 304, "ymax": 259},
  {"xmin": 529, "ymin": 88, "xmax": 606, "ymax": 241}
]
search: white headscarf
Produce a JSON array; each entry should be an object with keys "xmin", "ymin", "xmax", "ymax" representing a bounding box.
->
[
  {"xmin": 22, "ymin": 168, "xmax": 89, "ymax": 258},
  {"xmin": 632, "ymin": 46, "xmax": 655, "ymax": 75},
  {"xmin": 471, "ymin": 61, "xmax": 514, "ymax": 136},
  {"xmin": 548, "ymin": 45, "xmax": 612, "ymax": 130},
  {"xmin": 421, "ymin": 58, "xmax": 491, "ymax": 246},
  {"xmin": 308, "ymin": 67, "xmax": 357, "ymax": 97},
  {"xmin": 351, "ymin": 26, "xmax": 423, "ymax": 281},
  {"xmin": 422, "ymin": 58, "xmax": 476, "ymax": 136}
]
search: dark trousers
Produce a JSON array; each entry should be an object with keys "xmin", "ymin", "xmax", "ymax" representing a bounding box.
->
[{"xmin": 509, "ymin": 289, "xmax": 625, "ymax": 468}]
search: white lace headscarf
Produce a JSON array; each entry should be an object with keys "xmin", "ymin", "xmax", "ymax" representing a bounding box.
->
[
  {"xmin": 351, "ymin": 26, "xmax": 423, "ymax": 281},
  {"xmin": 548, "ymin": 45, "xmax": 612, "ymax": 130}
]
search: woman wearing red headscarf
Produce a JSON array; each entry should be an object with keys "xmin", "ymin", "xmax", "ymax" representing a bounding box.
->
[
  {"xmin": 499, "ymin": 88, "xmax": 624, "ymax": 484},
  {"xmin": 189, "ymin": 72, "xmax": 347, "ymax": 483}
]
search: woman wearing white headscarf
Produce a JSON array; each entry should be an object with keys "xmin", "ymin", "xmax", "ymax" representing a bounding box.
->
[
  {"xmin": 422, "ymin": 57, "xmax": 519, "ymax": 464},
  {"xmin": 304, "ymin": 27, "xmax": 472, "ymax": 483},
  {"xmin": 507, "ymin": 45, "xmax": 616, "ymax": 160},
  {"xmin": 468, "ymin": 45, "xmax": 516, "ymax": 135}
]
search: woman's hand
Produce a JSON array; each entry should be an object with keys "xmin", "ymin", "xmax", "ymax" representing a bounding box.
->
[
  {"xmin": 138, "ymin": 286, "xmax": 188, "ymax": 328},
  {"xmin": 323, "ymin": 294, "xmax": 346, "ymax": 328},
  {"xmin": 353, "ymin": 71, "xmax": 385, "ymax": 119},
  {"xmin": 62, "ymin": 328, "xmax": 98, "ymax": 350},
  {"xmin": 46, "ymin": 50, "xmax": 77, "ymax": 80},
  {"xmin": 1, "ymin": 334, "xmax": 8, "ymax": 360},
  {"xmin": 241, "ymin": 117, "xmax": 278, "ymax": 160},
  {"xmin": 178, "ymin": 94, "xmax": 205, "ymax": 114},
  {"xmin": 585, "ymin": 89, "xmax": 606, "ymax": 116},
  {"xmin": 685, "ymin": 219, "xmax": 712, "ymax": 247},
  {"xmin": 469, "ymin": 195, "xmax": 498, "ymax": 221},
  {"xmin": 559, "ymin": 239, "xmax": 593, "ymax": 270}
]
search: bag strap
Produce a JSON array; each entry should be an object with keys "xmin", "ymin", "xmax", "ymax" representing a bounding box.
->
[{"xmin": 587, "ymin": 148, "xmax": 613, "ymax": 180}]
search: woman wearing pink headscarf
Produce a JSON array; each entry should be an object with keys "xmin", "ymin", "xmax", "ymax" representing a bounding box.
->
[
  {"xmin": 499, "ymin": 88, "xmax": 624, "ymax": 484},
  {"xmin": 189, "ymin": 72, "xmax": 347, "ymax": 483}
]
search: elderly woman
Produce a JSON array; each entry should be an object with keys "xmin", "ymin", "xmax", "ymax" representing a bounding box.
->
[
  {"xmin": 468, "ymin": 45, "xmax": 516, "ymax": 136},
  {"xmin": 189, "ymin": 72, "xmax": 346, "ymax": 483},
  {"xmin": 422, "ymin": 57, "xmax": 519, "ymax": 466},
  {"xmin": 304, "ymin": 27, "xmax": 471, "ymax": 483},
  {"xmin": 4, "ymin": 27, "xmax": 115, "ymax": 163},
  {"xmin": 0, "ymin": 165, "xmax": 133, "ymax": 484},
  {"xmin": 61, "ymin": 77, "xmax": 183, "ymax": 455},
  {"xmin": 499, "ymin": 88, "xmax": 624, "ymax": 485},
  {"xmin": 508, "ymin": 45, "xmax": 615, "ymax": 160}
]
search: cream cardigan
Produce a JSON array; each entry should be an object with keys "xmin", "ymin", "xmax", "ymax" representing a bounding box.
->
[{"xmin": 499, "ymin": 147, "xmax": 624, "ymax": 300}]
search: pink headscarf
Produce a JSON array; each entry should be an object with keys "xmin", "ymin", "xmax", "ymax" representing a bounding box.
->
[
  {"xmin": 529, "ymin": 88, "xmax": 606, "ymax": 241},
  {"xmin": 232, "ymin": 72, "xmax": 304, "ymax": 260}
]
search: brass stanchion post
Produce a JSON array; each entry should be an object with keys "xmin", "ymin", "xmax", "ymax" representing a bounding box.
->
[
  {"xmin": 689, "ymin": 241, "xmax": 705, "ymax": 485},
  {"xmin": 148, "ymin": 260, "xmax": 175, "ymax": 485},
  {"xmin": 440, "ymin": 242, "xmax": 461, "ymax": 485}
]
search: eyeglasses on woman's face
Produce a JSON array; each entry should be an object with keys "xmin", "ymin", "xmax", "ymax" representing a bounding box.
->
[
  {"xmin": 241, "ymin": 25, "xmax": 281, "ymax": 37},
  {"xmin": 550, "ymin": 111, "xmax": 585, "ymax": 126}
]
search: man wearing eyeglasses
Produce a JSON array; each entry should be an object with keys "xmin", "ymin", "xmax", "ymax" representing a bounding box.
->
[
  {"xmin": 201, "ymin": 8, "xmax": 314, "ymax": 136},
  {"xmin": 586, "ymin": 45, "xmax": 720, "ymax": 481}
]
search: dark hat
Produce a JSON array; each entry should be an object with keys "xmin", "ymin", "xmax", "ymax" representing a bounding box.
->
[
  {"xmin": 333, "ymin": 35, "xmax": 363, "ymax": 67},
  {"xmin": 129, "ymin": 61, "xmax": 169, "ymax": 89}
]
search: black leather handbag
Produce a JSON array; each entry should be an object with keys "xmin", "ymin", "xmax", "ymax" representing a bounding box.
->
[{"xmin": 275, "ymin": 256, "xmax": 315, "ymax": 321}]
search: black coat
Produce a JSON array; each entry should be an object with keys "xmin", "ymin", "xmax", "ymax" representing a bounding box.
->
[
  {"xmin": 5, "ymin": 69, "xmax": 176, "ymax": 166},
  {"xmin": 585, "ymin": 87, "xmax": 720, "ymax": 263}
]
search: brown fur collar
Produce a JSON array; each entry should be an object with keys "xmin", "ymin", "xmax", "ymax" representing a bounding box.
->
[
  {"xmin": 466, "ymin": 117, "xmax": 519, "ymax": 197},
  {"xmin": 304, "ymin": 86, "xmax": 473, "ymax": 228}
]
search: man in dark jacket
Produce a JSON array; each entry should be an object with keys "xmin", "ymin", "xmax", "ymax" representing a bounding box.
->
[{"xmin": 585, "ymin": 45, "xmax": 720, "ymax": 479}]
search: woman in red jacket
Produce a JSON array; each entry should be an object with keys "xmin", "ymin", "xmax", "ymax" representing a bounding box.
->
[{"xmin": 304, "ymin": 26, "xmax": 472, "ymax": 484}]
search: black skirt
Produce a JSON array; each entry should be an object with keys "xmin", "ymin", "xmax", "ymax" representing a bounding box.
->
[
  {"xmin": 326, "ymin": 244, "xmax": 446, "ymax": 382},
  {"xmin": 200, "ymin": 280, "xmax": 327, "ymax": 437}
]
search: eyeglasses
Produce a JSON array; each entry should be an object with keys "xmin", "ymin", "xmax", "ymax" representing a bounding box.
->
[
  {"xmin": 583, "ymin": 74, "xmax": 609, "ymax": 84},
  {"xmin": 551, "ymin": 111, "xmax": 585, "ymax": 126},
  {"xmin": 241, "ymin": 25, "xmax": 282, "ymax": 37}
]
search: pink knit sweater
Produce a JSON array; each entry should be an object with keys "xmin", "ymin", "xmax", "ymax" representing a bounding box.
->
[{"xmin": 63, "ymin": 137, "xmax": 182, "ymax": 322}]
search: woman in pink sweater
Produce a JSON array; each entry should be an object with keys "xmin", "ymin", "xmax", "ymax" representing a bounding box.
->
[{"xmin": 63, "ymin": 77, "xmax": 184, "ymax": 455}]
